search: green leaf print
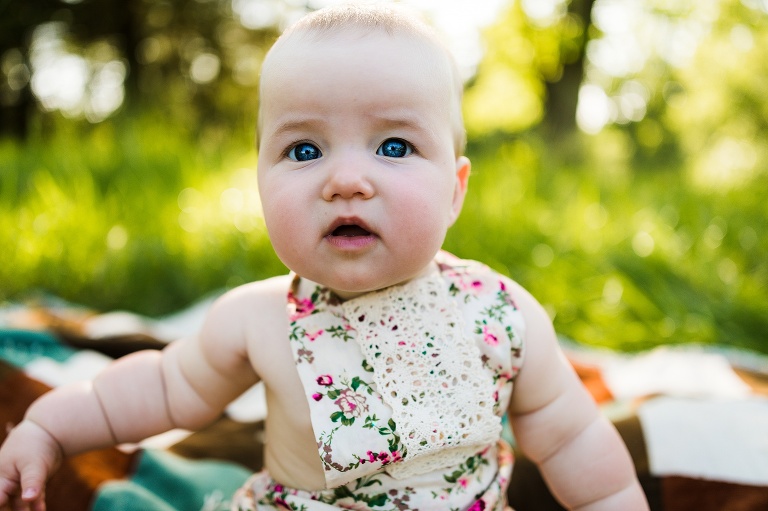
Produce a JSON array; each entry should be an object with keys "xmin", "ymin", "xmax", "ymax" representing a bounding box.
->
[
  {"xmin": 363, "ymin": 415, "xmax": 378, "ymax": 429},
  {"xmin": 444, "ymin": 469, "xmax": 463, "ymax": 483},
  {"xmin": 326, "ymin": 324, "xmax": 354, "ymax": 341},
  {"xmin": 333, "ymin": 485, "xmax": 355, "ymax": 500},
  {"xmin": 366, "ymin": 493, "xmax": 389, "ymax": 507}
]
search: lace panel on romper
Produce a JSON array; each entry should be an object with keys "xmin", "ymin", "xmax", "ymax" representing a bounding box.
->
[{"xmin": 342, "ymin": 273, "xmax": 502, "ymax": 479}]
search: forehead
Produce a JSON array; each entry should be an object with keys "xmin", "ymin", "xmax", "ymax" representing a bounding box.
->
[
  {"xmin": 265, "ymin": 24, "xmax": 452, "ymax": 73},
  {"xmin": 260, "ymin": 29, "xmax": 454, "ymax": 116}
]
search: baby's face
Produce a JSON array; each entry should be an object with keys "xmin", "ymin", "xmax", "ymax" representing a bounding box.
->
[{"xmin": 257, "ymin": 29, "xmax": 469, "ymax": 298}]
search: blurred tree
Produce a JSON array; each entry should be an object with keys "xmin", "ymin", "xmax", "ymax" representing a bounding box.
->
[
  {"xmin": 0, "ymin": 0, "xmax": 59, "ymax": 137},
  {"xmin": 0, "ymin": 0, "xmax": 281, "ymax": 139},
  {"xmin": 464, "ymin": 0, "xmax": 768, "ymax": 175},
  {"xmin": 574, "ymin": 0, "xmax": 768, "ymax": 177},
  {"xmin": 663, "ymin": 0, "xmax": 768, "ymax": 189},
  {"xmin": 541, "ymin": 0, "xmax": 594, "ymax": 137},
  {"xmin": 462, "ymin": 2, "xmax": 545, "ymax": 139},
  {"xmin": 463, "ymin": 0, "xmax": 594, "ymax": 143}
]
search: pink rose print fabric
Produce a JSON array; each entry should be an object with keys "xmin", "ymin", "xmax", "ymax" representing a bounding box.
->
[{"xmin": 232, "ymin": 252, "xmax": 525, "ymax": 510}]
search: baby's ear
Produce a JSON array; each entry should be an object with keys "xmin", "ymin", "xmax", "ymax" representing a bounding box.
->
[{"xmin": 449, "ymin": 156, "xmax": 471, "ymax": 226}]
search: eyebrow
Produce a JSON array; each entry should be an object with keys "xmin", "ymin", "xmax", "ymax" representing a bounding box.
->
[
  {"xmin": 367, "ymin": 111, "xmax": 440, "ymax": 143},
  {"xmin": 367, "ymin": 109, "xmax": 430, "ymax": 129},
  {"xmin": 265, "ymin": 117, "xmax": 326, "ymax": 140}
]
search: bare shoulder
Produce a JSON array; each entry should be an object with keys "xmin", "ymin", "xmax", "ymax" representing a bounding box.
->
[
  {"xmin": 499, "ymin": 277, "xmax": 551, "ymax": 331},
  {"xmin": 197, "ymin": 274, "xmax": 291, "ymax": 369},
  {"xmin": 204, "ymin": 274, "xmax": 291, "ymax": 329},
  {"xmin": 501, "ymin": 278, "xmax": 574, "ymax": 415},
  {"xmin": 160, "ymin": 275, "xmax": 293, "ymax": 423},
  {"xmin": 499, "ymin": 277, "xmax": 558, "ymax": 366}
]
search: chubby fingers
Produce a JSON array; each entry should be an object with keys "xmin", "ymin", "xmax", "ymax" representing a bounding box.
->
[
  {"xmin": 0, "ymin": 466, "xmax": 46, "ymax": 511},
  {"xmin": 17, "ymin": 468, "xmax": 46, "ymax": 511},
  {"xmin": 0, "ymin": 474, "xmax": 20, "ymax": 508},
  {"xmin": 1, "ymin": 487, "xmax": 46, "ymax": 511}
]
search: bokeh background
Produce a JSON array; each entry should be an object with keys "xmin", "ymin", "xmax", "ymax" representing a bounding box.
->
[{"xmin": 1, "ymin": 0, "xmax": 766, "ymax": 354}]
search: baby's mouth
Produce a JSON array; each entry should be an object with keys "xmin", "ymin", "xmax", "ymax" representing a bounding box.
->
[
  {"xmin": 325, "ymin": 218, "xmax": 377, "ymax": 248},
  {"xmin": 331, "ymin": 225, "xmax": 372, "ymax": 237}
]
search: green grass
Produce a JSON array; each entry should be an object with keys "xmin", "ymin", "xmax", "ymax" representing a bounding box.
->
[
  {"xmin": 1, "ymin": 113, "xmax": 285, "ymax": 314},
  {"xmin": 2, "ymin": 115, "xmax": 766, "ymax": 354},
  {"xmin": 449, "ymin": 136, "xmax": 768, "ymax": 353}
]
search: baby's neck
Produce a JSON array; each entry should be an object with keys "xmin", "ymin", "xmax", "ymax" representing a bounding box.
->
[{"xmin": 329, "ymin": 261, "xmax": 439, "ymax": 302}]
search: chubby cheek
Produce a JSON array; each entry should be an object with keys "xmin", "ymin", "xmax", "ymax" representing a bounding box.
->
[
  {"xmin": 260, "ymin": 185, "xmax": 310, "ymax": 266},
  {"xmin": 392, "ymin": 188, "xmax": 453, "ymax": 251}
]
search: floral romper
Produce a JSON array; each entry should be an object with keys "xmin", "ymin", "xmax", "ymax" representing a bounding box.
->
[{"xmin": 232, "ymin": 252, "xmax": 525, "ymax": 511}]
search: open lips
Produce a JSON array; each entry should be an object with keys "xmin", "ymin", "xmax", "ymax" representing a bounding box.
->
[
  {"xmin": 331, "ymin": 224, "xmax": 372, "ymax": 237},
  {"xmin": 326, "ymin": 217, "xmax": 376, "ymax": 238},
  {"xmin": 324, "ymin": 218, "xmax": 378, "ymax": 249}
]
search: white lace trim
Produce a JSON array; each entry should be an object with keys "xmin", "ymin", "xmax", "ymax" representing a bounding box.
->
[{"xmin": 342, "ymin": 273, "xmax": 501, "ymax": 479}]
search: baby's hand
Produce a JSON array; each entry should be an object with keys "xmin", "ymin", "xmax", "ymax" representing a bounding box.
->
[{"xmin": 0, "ymin": 420, "xmax": 63, "ymax": 511}]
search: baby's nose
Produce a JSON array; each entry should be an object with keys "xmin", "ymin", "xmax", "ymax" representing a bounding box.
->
[{"xmin": 321, "ymin": 158, "xmax": 374, "ymax": 201}]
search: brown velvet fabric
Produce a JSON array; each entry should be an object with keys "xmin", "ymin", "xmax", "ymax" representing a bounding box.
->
[{"xmin": 661, "ymin": 477, "xmax": 768, "ymax": 511}]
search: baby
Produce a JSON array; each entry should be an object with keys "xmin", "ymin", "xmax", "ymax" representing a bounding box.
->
[{"xmin": 0, "ymin": 4, "xmax": 648, "ymax": 511}]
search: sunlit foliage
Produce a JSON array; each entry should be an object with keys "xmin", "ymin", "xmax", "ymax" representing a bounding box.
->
[{"xmin": 463, "ymin": 2, "xmax": 546, "ymax": 136}]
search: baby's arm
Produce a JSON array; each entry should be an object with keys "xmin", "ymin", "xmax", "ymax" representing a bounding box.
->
[
  {"xmin": 0, "ymin": 288, "xmax": 260, "ymax": 510},
  {"xmin": 506, "ymin": 282, "xmax": 648, "ymax": 511}
]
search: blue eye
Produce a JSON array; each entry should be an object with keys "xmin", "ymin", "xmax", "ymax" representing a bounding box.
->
[
  {"xmin": 377, "ymin": 139, "xmax": 412, "ymax": 158},
  {"xmin": 288, "ymin": 142, "xmax": 322, "ymax": 161}
]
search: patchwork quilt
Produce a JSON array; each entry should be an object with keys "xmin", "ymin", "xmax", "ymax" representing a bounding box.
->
[{"xmin": 1, "ymin": 296, "xmax": 767, "ymax": 511}]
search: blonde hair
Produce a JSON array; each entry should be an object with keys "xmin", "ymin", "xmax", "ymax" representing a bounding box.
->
[
  {"xmin": 285, "ymin": 3, "xmax": 434, "ymax": 37},
  {"xmin": 258, "ymin": 3, "xmax": 467, "ymax": 156}
]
